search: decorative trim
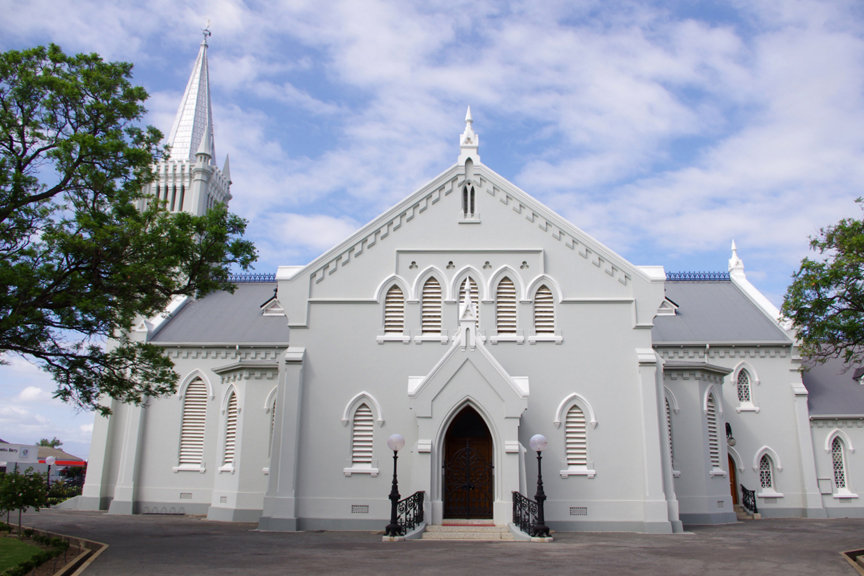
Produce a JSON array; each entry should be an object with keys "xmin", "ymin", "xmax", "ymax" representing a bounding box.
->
[
  {"xmin": 486, "ymin": 265, "xmax": 525, "ymax": 303},
  {"xmin": 448, "ymin": 266, "xmax": 487, "ymax": 302},
  {"xmin": 663, "ymin": 386, "xmax": 680, "ymax": 414},
  {"xmin": 703, "ymin": 385, "xmax": 723, "ymax": 416},
  {"xmin": 528, "ymin": 333, "xmax": 563, "ymax": 344},
  {"xmin": 489, "ymin": 334, "xmax": 525, "ymax": 344},
  {"xmin": 554, "ymin": 393, "xmax": 598, "ymax": 429},
  {"xmin": 727, "ymin": 446, "xmax": 745, "ymax": 473},
  {"xmin": 825, "ymin": 429, "xmax": 855, "ymax": 454},
  {"xmin": 220, "ymin": 384, "xmax": 241, "ymax": 415},
  {"xmin": 525, "ymin": 274, "xmax": 563, "ymax": 303},
  {"xmin": 373, "ymin": 274, "xmax": 410, "ymax": 303},
  {"xmin": 560, "ymin": 467, "xmax": 596, "ymax": 479},
  {"xmin": 753, "ymin": 446, "xmax": 783, "ymax": 473},
  {"xmin": 178, "ymin": 370, "xmax": 214, "ymax": 400},
  {"xmin": 342, "ymin": 392, "xmax": 385, "ymax": 427},
  {"xmin": 173, "ymin": 464, "xmax": 206, "ymax": 473},
  {"xmin": 263, "ymin": 386, "xmax": 278, "ymax": 412}
]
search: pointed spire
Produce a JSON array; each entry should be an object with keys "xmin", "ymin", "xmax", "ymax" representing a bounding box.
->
[
  {"xmin": 195, "ymin": 119, "xmax": 213, "ymax": 162},
  {"xmin": 728, "ymin": 239, "xmax": 745, "ymax": 274},
  {"xmin": 222, "ymin": 154, "xmax": 231, "ymax": 184},
  {"xmin": 167, "ymin": 31, "xmax": 216, "ymax": 164},
  {"xmin": 458, "ymin": 106, "xmax": 480, "ymax": 166}
]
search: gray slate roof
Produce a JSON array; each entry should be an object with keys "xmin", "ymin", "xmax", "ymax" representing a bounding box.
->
[
  {"xmin": 652, "ymin": 281, "xmax": 790, "ymax": 344},
  {"xmin": 803, "ymin": 357, "xmax": 864, "ymax": 416},
  {"xmin": 151, "ymin": 283, "xmax": 290, "ymax": 344}
]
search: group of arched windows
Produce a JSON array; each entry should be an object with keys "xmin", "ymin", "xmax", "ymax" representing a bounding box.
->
[
  {"xmin": 176, "ymin": 378, "xmax": 280, "ymax": 472},
  {"xmin": 382, "ymin": 276, "xmax": 555, "ymax": 336}
]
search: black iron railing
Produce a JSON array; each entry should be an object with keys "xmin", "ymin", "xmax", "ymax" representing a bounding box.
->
[
  {"xmin": 512, "ymin": 491, "xmax": 541, "ymax": 536},
  {"xmin": 227, "ymin": 273, "xmax": 277, "ymax": 283},
  {"xmin": 741, "ymin": 485, "xmax": 758, "ymax": 515},
  {"xmin": 396, "ymin": 491, "xmax": 425, "ymax": 534},
  {"xmin": 666, "ymin": 271, "xmax": 731, "ymax": 282}
]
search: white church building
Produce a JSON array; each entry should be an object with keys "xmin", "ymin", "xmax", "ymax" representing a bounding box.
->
[{"xmin": 66, "ymin": 36, "xmax": 864, "ymax": 534}]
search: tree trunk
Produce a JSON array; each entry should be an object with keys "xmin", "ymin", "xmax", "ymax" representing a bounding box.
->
[{"xmin": 17, "ymin": 507, "xmax": 22, "ymax": 539}]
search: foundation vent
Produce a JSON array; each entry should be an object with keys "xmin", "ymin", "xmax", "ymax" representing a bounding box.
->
[
  {"xmin": 763, "ymin": 497, "xmax": 777, "ymax": 504},
  {"xmin": 179, "ymin": 493, "xmax": 192, "ymax": 500},
  {"xmin": 717, "ymin": 500, "xmax": 724, "ymax": 508},
  {"xmin": 569, "ymin": 506, "xmax": 588, "ymax": 516},
  {"xmin": 352, "ymin": 505, "xmax": 370, "ymax": 514},
  {"xmin": 220, "ymin": 496, "xmax": 228, "ymax": 504}
]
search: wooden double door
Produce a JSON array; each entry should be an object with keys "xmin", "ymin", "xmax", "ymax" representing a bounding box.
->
[{"xmin": 443, "ymin": 407, "xmax": 494, "ymax": 519}]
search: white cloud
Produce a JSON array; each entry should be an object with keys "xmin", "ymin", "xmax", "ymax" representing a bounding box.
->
[
  {"xmin": 16, "ymin": 386, "xmax": 54, "ymax": 403},
  {"xmin": 80, "ymin": 424, "xmax": 94, "ymax": 435}
]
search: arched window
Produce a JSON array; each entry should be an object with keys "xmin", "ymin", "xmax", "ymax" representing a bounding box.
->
[
  {"xmin": 178, "ymin": 379, "xmax": 207, "ymax": 467},
  {"xmin": 384, "ymin": 285, "xmax": 404, "ymax": 333},
  {"xmin": 422, "ymin": 277, "xmax": 442, "ymax": 334},
  {"xmin": 666, "ymin": 399, "xmax": 674, "ymax": 464},
  {"xmin": 462, "ymin": 185, "xmax": 475, "ymax": 217},
  {"xmin": 759, "ymin": 454, "xmax": 774, "ymax": 490},
  {"xmin": 351, "ymin": 403, "xmax": 374, "ymax": 466},
  {"xmin": 534, "ymin": 285, "xmax": 554, "ymax": 333},
  {"xmin": 223, "ymin": 390, "xmax": 238, "ymax": 467},
  {"xmin": 706, "ymin": 394, "xmax": 721, "ymax": 469},
  {"xmin": 833, "ymin": 437, "xmax": 848, "ymax": 490},
  {"xmin": 737, "ymin": 369, "xmax": 752, "ymax": 403},
  {"xmin": 565, "ymin": 404, "xmax": 587, "ymax": 467},
  {"xmin": 459, "ymin": 277, "xmax": 479, "ymax": 320},
  {"xmin": 496, "ymin": 277, "xmax": 517, "ymax": 333}
]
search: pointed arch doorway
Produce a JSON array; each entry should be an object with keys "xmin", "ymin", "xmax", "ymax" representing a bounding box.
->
[{"xmin": 442, "ymin": 406, "xmax": 494, "ymax": 519}]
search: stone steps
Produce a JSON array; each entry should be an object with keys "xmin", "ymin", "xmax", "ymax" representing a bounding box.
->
[
  {"xmin": 421, "ymin": 520, "xmax": 514, "ymax": 541},
  {"xmin": 734, "ymin": 504, "xmax": 761, "ymax": 520}
]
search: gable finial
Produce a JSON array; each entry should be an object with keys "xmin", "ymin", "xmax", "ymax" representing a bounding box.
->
[
  {"xmin": 458, "ymin": 106, "xmax": 480, "ymax": 166},
  {"xmin": 728, "ymin": 239, "xmax": 744, "ymax": 274}
]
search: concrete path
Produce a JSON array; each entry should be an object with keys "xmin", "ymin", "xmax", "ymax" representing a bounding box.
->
[{"xmin": 19, "ymin": 509, "xmax": 864, "ymax": 575}]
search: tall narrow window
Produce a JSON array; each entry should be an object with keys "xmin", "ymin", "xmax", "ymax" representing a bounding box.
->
[
  {"xmin": 223, "ymin": 391, "xmax": 238, "ymax": 467},
  {"xmin": 351, "ymin": 404, "xmax": 374, "ymax": 465},
  {"xmin": 179, "ymin": 379, "xmax": 207, "ymax": 467},
  {"xmin": 384, "ymin": 285, "xmax": 404, "ymax": 333},
  {"xmin": 422, "ymin": 277, "xmax": 442, "ymax": 334},
  {"xmin": 459, "ymin": 277, "xmax": 479, "ymax": 320},
  {"xmin": 565, "ymin": 404, "xmax": 587, "ymax": 467},
  {"xmin": 268, "ymin": 397, "xmax": 277, "ymax": 457},
  {"xmin": 666, "ymin": 399, "xmax": 674, "ymax": 463},
  {"xmin": 759, "ymin": 454, "xmax": 774, "ymax": 490},
  {"xmin": 736, "ymin": 370, "xmax": 752, "ymax": 403},
  {"xmin": 534, "ymin": 285, "xmax": 554, "ymax": 333},
  {"xmin": 496, "ymin": 277, "xmax": 517, "ymax": 333},
  {"xmin": 706, "ymin": 394, "xmax": 721, "ymax": 469},
  {"xmin": 178, "ymin": 184, "xmax": 185, "ymax": 212},
  {"xmin": 833, "ymin": 437, "xmax": 848, "ymax": 490},
  {"xmin": 462, "ymin": 185, "xmax": 476, "ymax": 217},
  {"xmin": 170, "ymin": 185, "xmax": 177, "ymax": 211}
]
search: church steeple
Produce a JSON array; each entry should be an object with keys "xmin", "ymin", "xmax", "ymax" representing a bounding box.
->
[
  {"xmin": 166, "ymin": 24, "xmax": 216, "ymax": 164},
  {"xmin": 144, "ymin": 26, "xmax": 232, "ymax": 217}
]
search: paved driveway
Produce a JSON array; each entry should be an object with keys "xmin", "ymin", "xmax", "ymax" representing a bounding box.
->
[{"xmin": 20, "ymin": 509, "xmax": 864, "ymax": 575}]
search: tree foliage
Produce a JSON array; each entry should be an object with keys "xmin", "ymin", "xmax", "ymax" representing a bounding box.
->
[
  {"xmin": 0, "ymin": 44, "xmax": 257, "ymax": 414},
  {"xmin": 0, "ymin": 468, "xmax": 46, "ymax": 538},
  {"xmin": 35, "ymin": 438, "xmax": 62, "ymax": 449},
  {"xmin": 782, "ymin": 199, "xmax": 864, "ymax": 366}
]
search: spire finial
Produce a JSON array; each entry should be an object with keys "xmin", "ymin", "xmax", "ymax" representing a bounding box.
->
[
  {"xmin": 202, "ymin": 19, "xmax": 212, "ymax": 46},
  {"xmin": 458, "ymin": 106, "xmax": 480, "ymax": 166},
  {"xmin": 196, "ymin": 118, "xmax": 213, "ymax": 162}
]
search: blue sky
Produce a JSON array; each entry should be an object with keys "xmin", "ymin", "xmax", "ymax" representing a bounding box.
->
[{"xmin": 2, "ymin": 0, "xmax": 864, "ymax": 459}]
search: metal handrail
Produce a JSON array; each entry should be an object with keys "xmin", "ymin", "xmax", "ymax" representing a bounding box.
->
[
  {"xmin": 397, "ymin": 491, "xmax": 425, "ymax": 534},
  {"xmin": 512, "ymin": 491, "xmax": 541, "ymax": 536},
  {"xmin": 741, "ymin": 485, "xmax": 759, "ymax": 515}
]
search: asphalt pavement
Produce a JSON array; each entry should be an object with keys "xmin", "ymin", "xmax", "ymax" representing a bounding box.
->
[{"xmin": 19, "ymin": 509, "xmax": 864, "ymax": 575}]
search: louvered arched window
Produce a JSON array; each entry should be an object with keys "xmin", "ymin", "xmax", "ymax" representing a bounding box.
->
[
  {"xmin": 422, "ymin": 277, "xmax": 442, "ymax": 334},
  {"xmin": 736, "ymin": 369, "xmax": 752, "ymax": 403},
  {"xmin": 706, "ymin": 393, "xmax": 721, "ymax": 469},
  {"xmin": 534, "ymin": 285, "xmax": 554, "ymax": 333},
  {"xmin": 384, "ymin": 285, "xmax": 404, "ymax": 333},
  {"xmin": 565, "ymin": 404, "xmax": 587, "ymax": 467},
  {"xmin": 223, "ymin": 390, "xmax": 238, "ymax": 467},
  {"xmin": 666, "ymin": 399, "xmax": 674, "ymax": 464},
  {"xmin": 759, "ymin": 454, "xmax": 774, "ymax": 490},
  {"xmin": 459, "ymin": 277, "xmax": 479, "ymax": 320},
  {"xmin": 179, "ymin": 379, "xmax": 208, "ymax": 467},
  {"xmin": 351, "ymin": 404, "xmax": 374, "ymax": 466},
  {"xmin": 496, "ymin": 277, "xmax": 517, "ymax": 333},
  {"xmin": 833, "ymin": 437, "xmax": 848, "ymax": 490}
]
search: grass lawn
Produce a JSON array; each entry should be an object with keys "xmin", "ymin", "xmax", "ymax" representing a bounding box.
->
[{"xmin": 0, "ymin": 537, "xmax": 43, "ymax": 571}]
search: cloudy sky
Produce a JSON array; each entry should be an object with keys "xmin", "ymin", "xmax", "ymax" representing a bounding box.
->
[{"xmin": 2, "ymin": 0, "xmax": 864, "ymax": 459}]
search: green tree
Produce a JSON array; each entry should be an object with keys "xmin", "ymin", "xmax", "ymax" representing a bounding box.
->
[
  {"xmin": 782, "ymin": 199, "xmax": 864, "ymax": 365},
  {"xmin": 0, "ymin": 468, "xmax": 47, "ymax": 538},
  {"xmin": 0, "ymin": 44, "xmax": 257, "ymax": 415},
  {"xmin": 36, "ymin": 438, "xmax": 62, "ymax": 449}
]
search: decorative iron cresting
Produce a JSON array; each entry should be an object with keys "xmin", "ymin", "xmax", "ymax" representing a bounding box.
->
[
  {"xmin": 741, "ymin": 485, "xmax": 759, "ymax": 515},
  {"xmin": 512, "ymin": 491, "xmax": 542, "ymax": 536},
  {"xmin": 666, "ymin": 271, "xmax": 731, "ymax": 281},
  {"xmin": 228, "ymin": 273, "xmax": 277, "ymax": 283},
  {"xmin": 397, "ymin": 491, "xmax": 425, "ymax": 534}
]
